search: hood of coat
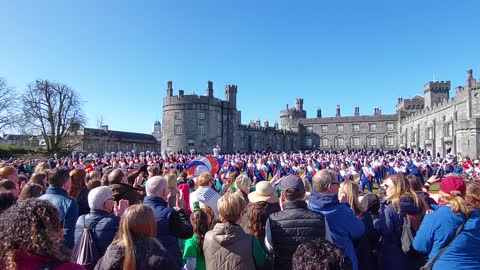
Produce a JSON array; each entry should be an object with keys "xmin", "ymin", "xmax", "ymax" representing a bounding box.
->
[{"xmin": 210, "ymin": 222, "xmax": 246, "ymax": 247}]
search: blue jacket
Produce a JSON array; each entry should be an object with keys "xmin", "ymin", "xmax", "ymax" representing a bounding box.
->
[
  {"xmin": 413, "ymin": 207, "xmax": 480, "ymax": 270},
  {"xmin": 75, "ymin": 209, "xmax": 119, "ymax": 256},
  {"xmin": 143, "ymin": 196, "xmax": 182, "ymax": 268},
  {"xmin": 377, "ymin": 196, "xmax": 424, "ymax": 270},
  {"xmin": 309, "ymin": 192, "xmax": 365, "ymax": 270},
  {"xmin": 39, "ymin": 187, "xmax": 79, "ymax": 248}
]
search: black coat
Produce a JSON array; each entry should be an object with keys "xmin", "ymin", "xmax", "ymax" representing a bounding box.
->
[{"xmin": 94, "ymin": 237, "xmax": 179, "ymax": 270}]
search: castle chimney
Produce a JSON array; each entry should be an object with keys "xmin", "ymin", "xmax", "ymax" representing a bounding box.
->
[
  {"xmin": 167, "ymin": 81, "xmax": 173, "ymax": 96},
  {"xmin": 179, "ymin": 90, "xmax": 184, "ymax": 96},
  {"xmin": 256, "ymin": 118, "xmax": 261, "ymax": 127},
  {"xmin": 274, "ymin": 121, "xmax": 279, "ymax": 130},
  {"xmin": 354, "ymin": 105, "xmax": 360, "ymax": 116},
  {"xmin": 296, "ymin": 98, "xmax": 304, "ymax": 112},
  {"xmin": 379, "ymin": 107, "xmax": 382, "ymax": 115},
  {"xmin": 206, "ymin": 81, "xmax": 213, "ymax": 97},
  {"xmin": 467, "ymin": 69, "xmax": 474, "ymax": 88},
  {"xmin": 336, "ymin": 105, "xmax": 341, "ymax": 117},
  {"xmin": 317, "ymin": 107, "xmax": 322, "ymax": 118},
  {"xmin": 264, "ymin": 120, "xmax": 269, "ymax": 128}
]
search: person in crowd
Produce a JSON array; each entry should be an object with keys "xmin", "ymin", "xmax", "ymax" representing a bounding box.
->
[
  {"xmin": 18, "ymin": 183, "xmax": 44, "ymax": 200},
  {"xmin": 309, "ymin": 169, "xmax": 364, "ymax": 270},
  {"xmin": 17, "ymin": 174, "xmax": 28, "ymax": 190},
  {"xmin": 95, "ymin": 204, "xmax": 178, "ymax": 270},
  {"xmin": 69, "ymin": 169, "xmax": 90, "ymax": 216},
  {"xmin": 34, "ymin": 161, "xmax": 51, "ymax": 174},
  {"xmin": 292, "ymin": 239, "xmax": 352, "ymax": 270},
  {"xmin": 29, "ymin": 172, "xmax": 48, "ymax": 190},
  {"xmin": 190, "ymin": 172, "xmax": 221, "ymax": 218},
  {"xmin": 75, "ymin": 186, "xmax": 128, "ymax": 257},
  {"xmin": 0, "ymin": 191, "xmax": 15, "ymax": 214},
  {"xmin": 233, "ymin": 173, "xmax": 252, "ymax": 203},
  {"xmin": 143, "ymin": 176, "xmax": 193, "ymax": 268},
  {"xmin": 177, "ymin": 171, "xmax": 188, "ymax": 185},
  {"xmin": 0, "ymin": 199, "xmax": 85, "ymax": 270},
  {"xmin": 183, "ymin": 204, "xmax": 209, "ymax": 270},
  {"xmin": 360, "ymin": 192, "xmax": 381, "ymax": 223},
  {"xmin": 413, "ymin": 175, "xmax": 480, "ymax": 269},
  {"xmin": 203, "ymin": 191, "xmax": 267, "ymax": 270},
  {"xmin": 101, "ymin": 168, "xmax": 112, "ymax": 186},
  {"xmin": 108, "ymin": 169, "xmax": 144, "ymax": 205},
  {"xmin": 377, "ymin": 173, "xmax": 425, "ymax": 270},
  {"xmin": 246, "ymin": 181, "xmax": 281, "ymax": 248},
  {"xmin": 0, "ymin": 179, "xmax": 19, "ymax": 199},
  {"xmin": 0, "ymin": 166, "xmax": 19, "ymax": 184},
  {"xmin": 166, "ymin": 173, "xmax": 178, "ymax": 207},
  {"xmin": 87, "ymin": 179, "xmax": 102, "ymax": 190},
  {"xmin": 406, "ymin": 174, "xmax": 436, "ymax": 211},
  {"xmin": 339, "ymin": 181, "xmax": 376, "ymax": 270},
  {"xmin": 265, "ymin": 174, "xmax": 331, "ymax": 270},
  {"xmin": 39, "ymin": 167, "xmax": 79, "ymax": 249},
  {"xmin": 466, "ymin": 180, "xmax": 480, "ymax": 210}
]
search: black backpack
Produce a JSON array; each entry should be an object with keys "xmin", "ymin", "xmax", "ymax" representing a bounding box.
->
[{"xmin": 71, "ymin": 217, "xmax": 103, "ymax": 270}]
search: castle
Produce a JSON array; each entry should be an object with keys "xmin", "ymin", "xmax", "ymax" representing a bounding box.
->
[{"xmin": 161, "ymin": 69, "xmax": 480, "ymax": 158}]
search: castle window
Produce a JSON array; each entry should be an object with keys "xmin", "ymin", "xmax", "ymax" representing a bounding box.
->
[
  {"xmin": 174, "ymin": 125, "xmax": 182, "ymax": 135},
  {"xmin": 387, "ymin": 123, "xmax": 394, "ymax": 131},
  {"xmin": 306, "ymin": 138, "xmax": 313, "ymax": 147},
  {"xmin": 427, "ymin": 128, "xmax": 433, "ymax": 140},
  {"xmin": 321, "ymin": 138, "xmax": 329, "ymax": 147},
  {"xmin": 353, "ymin": 124, "xmax": 360, "ymax": 132},
  {"xmin": 369, "ymin": 124, "xmax": 377, "ymax": 131},
  {"xmin": 306, "ymin": 126, "xmax": 313, "ymax": 134},
  {"xmin": 446, "ymin": 123, "xmax": 453, "ymax": 136},
  {"xmin": 386, "ymin": 136, "xmax": 394, "ymax": 146},
  {"xmin": 175, "ymin": 112, "xmax": 182, "ymax": 120},
  {"xmin": 167, "ymin": 139, "xmax": 172, "ymax": 147},
  {"xmin": 335, "ymin": 137, "xmax": 345, "ymax": 147},
  {"xmin": 352, "ymin": 137, "xmax": 360, "ymax": 146},
  {"xmin": 217, "ymin": 127, "xmax": 221, "ymax": 136},
  {"xmin": 367, "ymin": 137, "xmax": 377, "ymax": 146},
  {"xmin": 321, "ymin": 125, "xmax": 328, "ymax": 133},
  {"xmin": 188, "ymin": 139, "xmax": 195, "ymax": 146},
  {"xmin": 337, "ymin": 125, "xmax": 344, "ymax": 133},
  {"xmin": 199, "ymin": 112, "xmax": 205, "ymax": 120},
  {"xmin": 216, "ymin": 114, "xmax": 221, "ymax": 122},
  {"xmin": 199, "ymin": 125, "xmax": 205, "ymax": 135}
]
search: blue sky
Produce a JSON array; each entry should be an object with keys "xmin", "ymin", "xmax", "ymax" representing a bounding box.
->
[{"xmin": 1, "ymin": 0, "xmax": 479, "ymax": 134}]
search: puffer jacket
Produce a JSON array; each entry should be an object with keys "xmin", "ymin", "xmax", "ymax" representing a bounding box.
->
[
  {"xmin": 203, "ymin": 222, "xmax": 256, "ymax": 270},
  {"xmin": 39, "ymin": 187, "xmax": 79, "ymax": 248},
  {"xmin": 75, "ymin": 209, "xmax": 120, "ymax": 256},
  {"xmin": 94, "ymin": 237, "xmax": 178, "ymax": 270}
]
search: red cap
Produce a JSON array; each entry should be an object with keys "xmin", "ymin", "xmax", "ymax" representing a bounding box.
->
[{"xmin": 439, "ymin": 175, "xmax": 466, "ymax": 195}]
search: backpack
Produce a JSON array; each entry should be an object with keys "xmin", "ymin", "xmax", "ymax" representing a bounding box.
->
[
  {"xmin": 71, "ymin": 217, "xmax": 103, "ymax": 270},
  {"xmin": 400, "ymin": 213, "xmax": 422, "ymax": 254}
]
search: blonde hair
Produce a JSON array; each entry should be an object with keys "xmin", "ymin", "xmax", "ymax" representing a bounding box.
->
[
  {"xmin": 339, "ymin": 181, "xmax": 364, "ymax": 215},
  {"xmin": 166, "ymin": 173, "xmax": 177, "ymax": 190},
  {"xmin": 0, "ymin": 166, "xmax": 16, "ymax": 180},
  {"xmin": 218, "ymin": 191, "xmax": 247, "ymax": 223},
  {"xmin": 385, "ymin": 173, "xmax": 422, "ymax": 212},
  {"xmin": 439, "ymin": 189, "xmax": 471, "ymax": 217},
  {"xmin": 34, "ymin": 162, "xmax": 51, "ymax": 174},
  {"xmin": 111, "ymin": 204, "xmax": 157, "ymax": 270},
  {"xmin": 196, "ymin": 172, "xmax": 212, "ymax": 187},
  {"xmin": 234, "ymin": 174, "xmax": 251, "ymax": 193}
]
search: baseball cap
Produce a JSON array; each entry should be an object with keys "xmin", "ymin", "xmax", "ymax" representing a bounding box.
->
[
  {"xmin": 280, "ymin": 175, "xmax": 305, "ymax": 193},
  {"xmin": 440, "ymin": 175, "xmax": 466, "ymax": 196}
]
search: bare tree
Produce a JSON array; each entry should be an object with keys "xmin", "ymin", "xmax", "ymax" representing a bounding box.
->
[
  {"xmin": 21, "ymin": 80, "xmax": 86, "ymax": 153},
  {"xmin": 0, "ymin": 77, "xmax": 17, "ymax": 130}
]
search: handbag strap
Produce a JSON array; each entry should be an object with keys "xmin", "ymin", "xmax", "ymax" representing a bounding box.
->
[{"xmin": 428, "ymin": 215, "xmax": 468, "ymax": 265}]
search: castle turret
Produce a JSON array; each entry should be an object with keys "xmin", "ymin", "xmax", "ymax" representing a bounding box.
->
[
  {"xmin": 424, "ymin": 80, "xmax": 450, "ymax": 108},
  {"xmin": 256, "ymin": 118, "xmax": 261, "ymax": 127},
  {"xmin": 152, "ymin": 121, "xmax": 162, "ymax": 140},
  {"xmin": 206, "ymin": 81, "xmax": 214, "ymax": 97},
  {"xmin": 317, "ymin": 107, "xmax": 322, "ymax": 118},
  {"xmin": 354, "ymin": 105, "xmax": 360, "ymax": 116},
  {"xmin": 296, "ymin": 98, "xmax": 304, "ymax": 112},
  {"xmin": 166, "ymin": 81, "xmax": 173, "ymax": 96},
  {"xmin": 264, "ymin": 120, "xmax": 269, "ymax": 128},
  {"xmin": 467, "ymin": 69, "xmax": 475, "ymax": 88},
  {"xmin": 336, "ymin": 105, "xmax": 341, "ymax": 117},
  {"xmin": 225, "ymin": 85, "xmax": 238, "ymax": 108},
  {"xmin": 274, "ymin": 121, "xmax": 279, "ymax": 129}
]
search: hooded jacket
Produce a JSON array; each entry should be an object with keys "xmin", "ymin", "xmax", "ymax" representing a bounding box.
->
[
  {"xmin": 203, "ymin": 222, "xmax": 256, "ymax": 270},
  {"xmin": 75, "ymin": 209, "xmax": 119, "ymax": 256},
  {"xmin": 309, "ymin": 192, "xmax": 364, "ymax": 270}
]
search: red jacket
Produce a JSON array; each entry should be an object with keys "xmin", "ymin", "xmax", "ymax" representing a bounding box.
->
[{"xmin": 12, "ymin": 250, "xmax": 85, "ymax": 270}]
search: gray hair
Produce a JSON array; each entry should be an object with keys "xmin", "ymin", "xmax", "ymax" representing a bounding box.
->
[
  {"xmin": 88, "ymin": 186, "xmax": 113, "ymax": 210},
  {"xmin": 146, "ymin": 176, "xmax": 167, "ymax": 197},
  {"xmin": 312, "ymin": 169, "xmax": 337, "ymax": 192}
]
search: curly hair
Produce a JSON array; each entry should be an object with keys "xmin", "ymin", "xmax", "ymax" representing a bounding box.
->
[
  {"xmin": 190, "ymin": 209, "xmax": 209, "ymax": 256},
  {"xmin": 0, "ymin": 199, "xmax": 67, "ymax": 270},
  {"xmin": 292, "ymin": 239, "xmax": 352, "ymax": 270},
  {"xmin": 247, "ymin": 201, "xmax": 269, "ymax": 240}
]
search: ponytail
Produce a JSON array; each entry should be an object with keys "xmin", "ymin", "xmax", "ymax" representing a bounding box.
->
[{"xmin": 439, "ymin": 190, "xmax": 471, "ymax": 217}]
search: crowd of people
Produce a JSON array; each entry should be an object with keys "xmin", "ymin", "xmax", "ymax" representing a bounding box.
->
[{"xmin": 0, "ymin": 147, "xmax": 480, "ymax": 270}]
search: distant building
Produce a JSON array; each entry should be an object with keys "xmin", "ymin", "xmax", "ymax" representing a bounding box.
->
[
  {"xmin": 66, "ymin": 123, "xmax": 161, "ymax": 154},
  {"xmin": 161, "ymin": 69, "xmax": 480, "ymax": 157},
  {"xmin": 0, "ymin": 134, "xmax": 40, "ymax": 148}
]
